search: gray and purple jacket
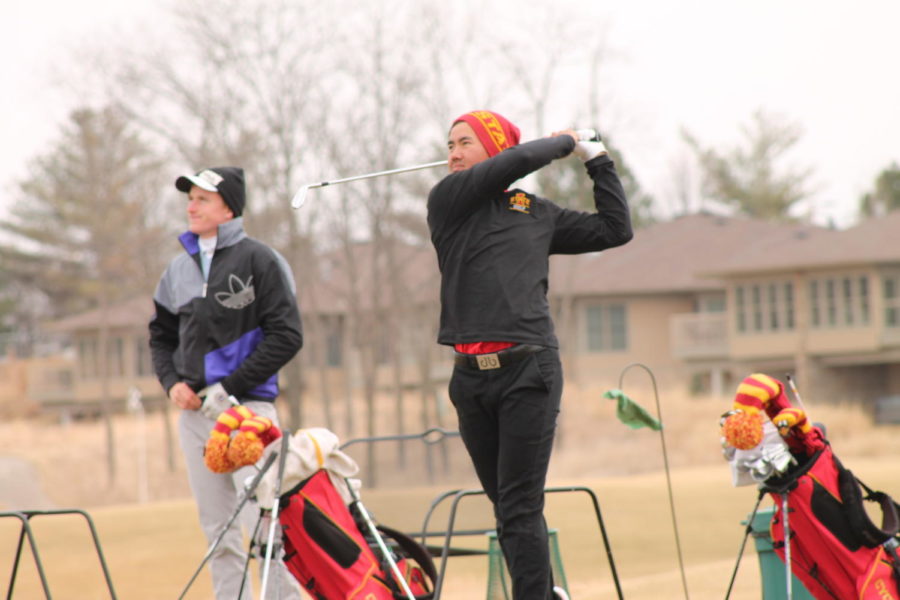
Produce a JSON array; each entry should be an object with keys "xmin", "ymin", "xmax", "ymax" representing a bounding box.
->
[{"xmin": 149, "ymin": 217, "xmax": 302, "ymax": 402}]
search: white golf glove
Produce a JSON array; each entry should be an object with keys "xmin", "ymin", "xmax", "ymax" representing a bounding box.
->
[
  {"xmin": 199, "ymin": 382, "xmax": 234, "ymax": 419},
  {"xmin": 572, "ymin": 128, "xmax": 607, "ymax": 162},
  {"xmin": 573, "ymin": 141, "xmax": 607, "ymax": 161}
]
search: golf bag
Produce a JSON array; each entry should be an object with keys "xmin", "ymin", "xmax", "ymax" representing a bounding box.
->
[
  {"xmin": 723, "ymin": 374, "xmax": 900, "ymax": 600},
  {"xmin": 717, "ymin": 374, "xmax": 900, "ymax": 600},
  {"xmin": 762, "ymin": 442, "xmax": 900, "ymax": 600},
  {"xmin": 279, "ymin": 469, "xmax": 435, "ymax": 599}
]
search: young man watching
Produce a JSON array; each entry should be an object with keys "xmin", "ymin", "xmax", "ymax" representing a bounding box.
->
[{"xmin": 149, "ymin": 166, "xmax": 302, "ymax": 599}]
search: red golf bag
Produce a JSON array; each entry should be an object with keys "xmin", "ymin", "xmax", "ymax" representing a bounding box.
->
[
  {"xmin": 763, "ymin": 442, "xmax": 900, "ymax": 600},
  {"xmin": 278, "ymin": 469, "xmax": 435, "ymax": 599},
  {"xmin": 739, "ymin": 376, "xmax": 900, "ymax": 600}
]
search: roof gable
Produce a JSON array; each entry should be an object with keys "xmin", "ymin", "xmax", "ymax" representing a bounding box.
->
[{"xmin": 551, "ymin": 213, "xmax": 820, "ymax": 295}]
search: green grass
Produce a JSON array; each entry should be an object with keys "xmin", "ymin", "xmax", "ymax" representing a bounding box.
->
[
  {"xmin": 3, "ymin": 394, "xmax": 899, "ymax": 599},
  {"xmin": 12, "ymin": 458, "xmax": 894, "ymax": 599}
]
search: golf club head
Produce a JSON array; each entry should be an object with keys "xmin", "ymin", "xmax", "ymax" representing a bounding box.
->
[
  {"xmin": 575, "ymin": 128, "xmax": 600, "ymax": 142},
  {"xmin": 291, "ymin": 184, "xmax": 311, "ymax": 209}
]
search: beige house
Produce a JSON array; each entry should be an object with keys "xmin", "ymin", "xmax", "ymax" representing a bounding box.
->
[
  {"xmin": 548, "ymin": 211, "xmax": 900, "ymax": 407},
  {"xmin": 549, "ymin": 213, "xmax": 810, "ymax": 395},
  {"xmin": 34, "ymin": 297, "xmax": 161, "ymax": 416},
  {"xmin": 9, "ymin": 212, "xmax": 900, "ymax": 416},
  {"xmin": 703, "ymin": 211, "xmax": 900, "ymax": 407}
]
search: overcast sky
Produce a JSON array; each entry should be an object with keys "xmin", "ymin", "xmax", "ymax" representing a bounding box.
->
[{"xmin": 2, "ymin": 0, "xmax": 899, "ymax": 228}]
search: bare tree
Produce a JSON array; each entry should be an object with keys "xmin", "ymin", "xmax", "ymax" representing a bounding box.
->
[
  {"xmin": 32, "ymin": 1, "xmax": 642, "ymax": 470},
  {"xmin": 91, "ymin": 0, "xmax": 350, "ymax": 430},
  {"xmin": 293, "ymin": 0, "xmax": 451, "ymax": 477}
]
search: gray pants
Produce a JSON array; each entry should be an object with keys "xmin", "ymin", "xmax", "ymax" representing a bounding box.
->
[{"xmin": 179, "ymin": 401, "xmax": 301, "ymax": 600}]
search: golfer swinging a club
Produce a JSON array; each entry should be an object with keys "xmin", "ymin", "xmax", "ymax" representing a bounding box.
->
[{"xmin": 427, "ymin": 111, "xmax": 632, "ymax": 599}]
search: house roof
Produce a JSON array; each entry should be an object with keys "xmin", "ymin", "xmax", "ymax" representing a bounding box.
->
[
  {"xmin": 47, "ymin": 296, "xmax": 155, "ymax": 333},
  {"xmin": 551, "ymin": 212, "xmax": 822, "ymax": 296},
  {"xmin": 703, "ymin": 211, "xmax": 900, "ymax": 277}
]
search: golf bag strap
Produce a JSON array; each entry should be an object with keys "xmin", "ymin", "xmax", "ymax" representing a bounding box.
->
[
  {"xmin": 855, "ymin": 477, "xmax": 900, "ymax": 540},
  {"xmin": 834, "ymin": 459, "xmax": 900, "ymax": 549},
  {"xmin": 376, "ymin": 524, "xmax": 438, "ymax": 590}
]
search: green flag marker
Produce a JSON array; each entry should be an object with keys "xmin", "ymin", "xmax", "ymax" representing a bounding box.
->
[{"xmin": 603, "ymin": 389, "xmax": 662, "ymax": 431}]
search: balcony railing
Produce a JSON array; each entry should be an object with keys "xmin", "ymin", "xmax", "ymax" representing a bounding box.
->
[{"xmin": 670, "ymin": 312, "xmax": 729, "ymax": 360}]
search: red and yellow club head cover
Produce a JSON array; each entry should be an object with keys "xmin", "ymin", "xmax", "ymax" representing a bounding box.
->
[
  {"xmin": 771, "ymin": 407, "xmax": 811, "ymax": 436},
  {"xmin": 721, "ymin": 373, "xmax": 784, "ymax": 450},
  {"xmin": 733, "ymin": 373, "xmax": 782, "ymax": 415},
  {"xmin": 721, "ymin": 410, "xmax": 765, "ymax": 450},
  {"xmin": 204, "ymin": 435, "xmax": 235, "ymax": 473},
  {"xmin": 203, "ymin": 405, "xmax": 281, "ymax": 473},
  {"xmin": 226, "ymin": 415, "xmax": 282, "ymax": 467}
]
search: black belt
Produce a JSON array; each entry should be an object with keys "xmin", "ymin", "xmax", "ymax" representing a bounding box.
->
[{"xmin": 453, "ymin": 344, "xmax": 545, "ymax": 371}]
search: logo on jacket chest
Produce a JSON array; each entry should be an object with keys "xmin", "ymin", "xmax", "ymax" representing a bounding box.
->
[
  {"xmin": 215, "ymin": 273, "xmax": 255, "ymax": 309},
  {"xmin": 508, "ymin": 192, "xmax": 531, "ymax": 214}
]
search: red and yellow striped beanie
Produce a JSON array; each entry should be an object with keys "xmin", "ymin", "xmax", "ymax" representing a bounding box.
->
[{"xmin": 452, "ymin": 110, "xmax": 521, "ymax": 157}]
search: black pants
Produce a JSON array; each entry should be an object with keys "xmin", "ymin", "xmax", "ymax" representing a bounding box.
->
[{"xmin": 449, "ymin": 348, "xmax": 562, "ymax": 600}]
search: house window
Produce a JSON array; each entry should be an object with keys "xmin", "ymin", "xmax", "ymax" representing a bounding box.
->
[
  {"xmin": 735, "ymin": 287, "xmax": 746, "ymax": 332},
  {"xmin": 698, "ymin": 294, "xmax": 726, "ymax": 313},
  {"xmin": 825, "ymin": 279, "xmax": 837, "ymax": 326},
  {"xmin": 884, "ymin": 275, "xmax": 900, "ymax": 328},
  {"xmin": 768, "ymin": 284, "xmax": 779, "ymax": 330},
  {"xmin": 324, "ymin": 316, "xmax": 344, "ymax": 367},
  {"xmin": 81, "ymin": 336, "xmax": 127, "ymax": 378},
  {"xmin": 107, "ymin": 336, "xmax": 125, "ymax": 378},
  {"xmin": 79, "ymin": 338, "xmax": 97, "ymax": 379},
  {"xmin": 860, "ymin": 277, "xmax": 870, "ymax": 324},
  {"xmin": 735, "ymin": 281, "xmax": 795, "ymax": 334},
  {"xmin": 751, "ymin": 285, "xmax": 763, "ymax": 331},
  {"xmin": 586, "ymin": 304, "xmax": 627, "ymax": 352},
  {"xmin": 809, "ymin": 275, "xmax": 871, "ymax": 329},
  {"xmin": 843, "ymin": 278, "xmax": 855, "ymax": 325},
  {"xmin": 376, "ymin": 329, "xmax": 392, "ymax": 366},
  {"xmin": 809, "ymin": 281, "xmax": 820, "ymax": 327},
  {"xmin": 784, "ymin": 283, "xmax": 795, "ymax": 329},
  {"xmin": 136, "ymin": 337, "xmax": 154, "ymax": 377}
]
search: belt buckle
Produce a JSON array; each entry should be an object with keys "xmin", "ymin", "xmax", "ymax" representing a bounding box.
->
[{"xmin": 475, "ymin": 352, "xmax": 501, "ymax": 370}]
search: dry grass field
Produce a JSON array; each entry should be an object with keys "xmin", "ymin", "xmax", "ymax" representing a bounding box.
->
[{"xmin": 2, "ymin": 384, "xmax": 899, "ymax": 599}]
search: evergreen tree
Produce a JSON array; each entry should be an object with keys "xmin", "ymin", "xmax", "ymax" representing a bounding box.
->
[
  {"xmin": 0, "ymin": 106, "xmax": 169, "ymax": 322},
  {"xmin": 683, "ymin": 109, "xmax": 813, "ymax": 221},
  {"xmin": 0, "ymin": 106, "xmax": 170, "ymax": 483},
  {"xmin": 536, "ymin": 135, "xmax": 656, "ymax": 228},
  {"xmin": 860, "ymin": 162, "xmax": 900, "ymax": 218}
]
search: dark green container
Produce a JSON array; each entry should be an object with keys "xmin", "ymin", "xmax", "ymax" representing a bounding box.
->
[
  {"xmin": 486, "ymin": 529, "xmax": 568, "ymax": 599},
  {"xmin": 746, "ymin": 507, "xmax": 815, "ymax": 599}
]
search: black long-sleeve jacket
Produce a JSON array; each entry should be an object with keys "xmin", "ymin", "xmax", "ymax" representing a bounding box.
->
[
  {"xmin": 426, "ymin": 135, "xmax": 632, "ymax": 348},
  {"xmin": 148, "ymin": 218, "xmax": 302, "ymax": 401}
]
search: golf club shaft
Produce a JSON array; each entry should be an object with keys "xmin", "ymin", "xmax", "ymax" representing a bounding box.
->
[
  {"xmin": 178, "ymin": 451, "xmax": 278, "ymax": 600},
  {"xmin": 316, "ymin": 160, "xmax": 447, "ymax": 188},
  {"xmin": 291, "ymin": 160, "xmax": 447, "ymax": 208},
  {"xmin": 784, "ymin": 493, "xmax": 792, "ymax": 598},
  {"xmin": 260, "ymin": 434, "xmax": 291, "ymax": 599}
]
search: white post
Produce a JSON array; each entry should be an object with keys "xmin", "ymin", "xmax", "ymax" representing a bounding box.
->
[{"xmin": 127, "ymin": 387, "xmax": 149, "ymax": 504}]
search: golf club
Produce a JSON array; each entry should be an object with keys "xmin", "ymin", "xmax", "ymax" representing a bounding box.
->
[
  {"xmin": 290, "ymin": 129, "xmax": 597, "ymax": 209},
  {"xmin": 575, "ymin": 128, "xmax": 599, "ymax": 141},
  {"xmin": 291, "ymin": 160, "xmax": 448, "ymax": 209}
]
